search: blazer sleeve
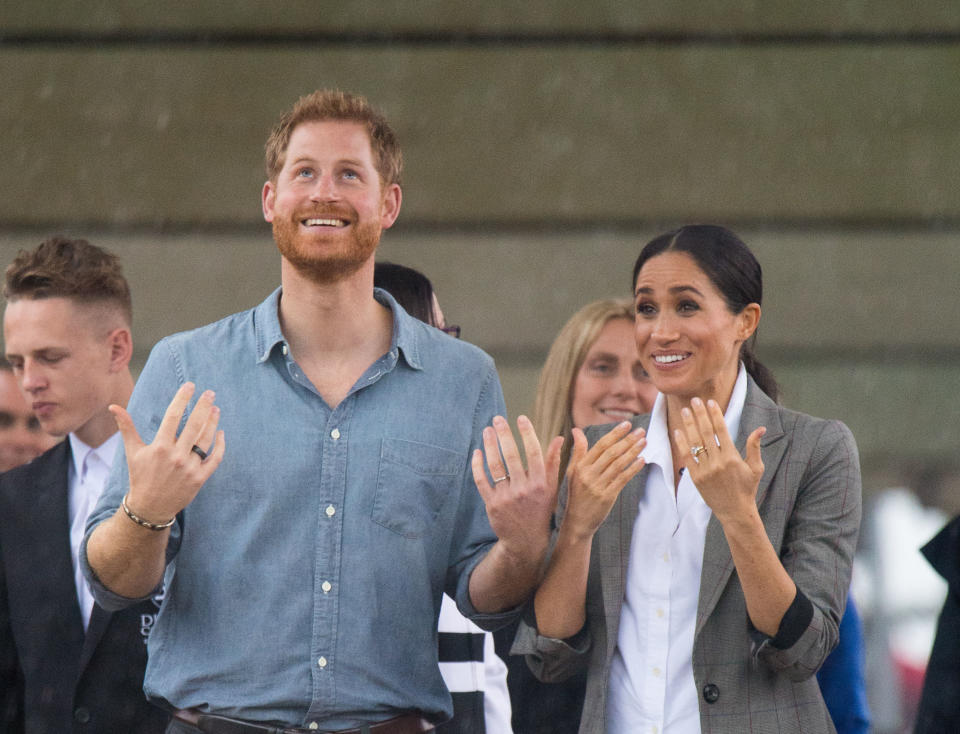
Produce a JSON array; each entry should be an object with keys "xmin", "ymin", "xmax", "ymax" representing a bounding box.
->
[{"xmin": 751, "ymin": 417, "xmax": 862, "ymax": 680}]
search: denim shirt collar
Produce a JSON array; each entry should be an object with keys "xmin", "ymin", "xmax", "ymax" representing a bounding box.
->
[{"xmin": 252, "ymin": 286, "xmax": 424, "ymax": 371}]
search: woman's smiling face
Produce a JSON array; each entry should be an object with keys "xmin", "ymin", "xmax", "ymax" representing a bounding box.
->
[{"xmin": 633, "ymin": 251, "xmax": 758, "ymax": 406}]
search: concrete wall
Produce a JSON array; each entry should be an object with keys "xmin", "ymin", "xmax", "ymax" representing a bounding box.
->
[{"xmin": 2, "ymin": 2, "xmax": 959, "ymax": 508}]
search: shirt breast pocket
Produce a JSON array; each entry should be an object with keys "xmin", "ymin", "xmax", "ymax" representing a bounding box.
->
[{"xmin": 373, "ymin": 438, "xmax": 465, "ymax": 538}]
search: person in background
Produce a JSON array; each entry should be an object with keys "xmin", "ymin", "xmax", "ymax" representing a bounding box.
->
[
  {"xmin": 0, "ymin": 358, "xmax": 57, "ymax": 472},
  {"xmin": 0, "ymin": 236, "xmax": 168, "ymax": 733},
  {"xmin": 494, "ymin": 298, "xmax": 656, "ymax": 734},
  {"xmin": 816, "ymin": 595, "xmax": 869, "ymax": 734},
  {"xmin": 374, "ymin": 260, "xmax": 511, "ymax": 734},
  {"xmin": 914, "ymin": 514, "xmax": 960, "ymax": 733},
  {"xmin": 504, "ymin": 225, "xmax": 861, "ymax": 734}
]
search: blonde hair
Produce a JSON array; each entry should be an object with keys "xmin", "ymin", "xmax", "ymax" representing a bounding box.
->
[{"xmin": 532, "ymin": 298, "xmax": 636, "ymax": 477}]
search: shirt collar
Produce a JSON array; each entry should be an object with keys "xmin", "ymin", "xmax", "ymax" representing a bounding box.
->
[
  {"xmin": 642, "ymin": 362, "xmax": 749, "ymax": 471},
  {"xmin": 253, "ymin": 286, "xmax": 423, "ymax": 371},
  {"xmin": 68, "ymin": 431, "xmax": 121, "ymax": 478}
]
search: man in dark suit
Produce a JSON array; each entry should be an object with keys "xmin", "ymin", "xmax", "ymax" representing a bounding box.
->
[
  {"xmin": 0, "ymin": 236, "xmax": 168, "ymax": 733},
  {"xmin": 915, "ymin": 515, "xmax": 960, "ymax": 734}
]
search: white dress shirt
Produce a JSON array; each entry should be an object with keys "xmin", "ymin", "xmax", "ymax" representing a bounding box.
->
[
  {"xmin": 606, "ymin": 366, "xmax": 747, "ymax": 734},
  {"xmin": 68, "ymin": 431, "xmax": 121, "ymax": 630}
]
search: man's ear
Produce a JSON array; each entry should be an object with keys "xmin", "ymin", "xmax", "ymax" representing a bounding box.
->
[
  {"xmin": 262, "ymin": 180, "xmax": 277, "ymax": 223},
  {"xmin": 107, "ymin": 327, "xmax": 133, "ymax": 372},
  {"xmin": 379, "ymin": 183, "xmax": 402, "ymax": 230}
]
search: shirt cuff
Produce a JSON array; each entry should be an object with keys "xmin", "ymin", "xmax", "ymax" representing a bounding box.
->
[{"xmin": 770, "ymin": 586, "xmax": 815, "ymax": 650}]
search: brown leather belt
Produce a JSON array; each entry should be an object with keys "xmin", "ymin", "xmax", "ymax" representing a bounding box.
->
[{"xmin": 174, "ymin": 710, "xmax": 434, "ymax": 734}]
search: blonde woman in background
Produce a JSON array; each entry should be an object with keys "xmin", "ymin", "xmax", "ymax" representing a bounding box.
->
[{"xmin": 495, "ymin": 298, "xmax": 657, "ymax": 734}]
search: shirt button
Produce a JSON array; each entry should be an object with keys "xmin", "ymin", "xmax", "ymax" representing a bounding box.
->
[
  {"xmin": 662, "ymin": 552, "xmax": 670, "ymax": 562},
  {"xmin": 318, "ymin": 656, "xmax": 328, "ymax": 668},
  {"xmin": 330, "ymin": 428, "xmax": 341, "ymax": 440},
  {"xmin": 321, "ymin": 581, "xmax": 332, "ymax": 593},
  {"xmin": 651, "ymin": 727, "xmax": 659, "ymax": 734},
  {"xmin": 325, "ymin": 505, "xmax": 336, "ymax": 517},
  {"xmin": 281, "ymin": 343, "xmax": 289, "ymax": 355},
  {"xmin": 309, "ymin": 724, "xmax": 319, "ymax": 731},
  {"xmin": 656, "ymin": 608, "xmax": 664, "ymax": 618},
  {"xmin": 652, "ymin": 667, "xmax": 662, "ymax": 677}
]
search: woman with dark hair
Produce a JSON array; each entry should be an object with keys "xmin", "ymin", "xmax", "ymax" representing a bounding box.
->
[{"xmin": 482, "ymin": 225, "xmax": 861, "ymax": 734}]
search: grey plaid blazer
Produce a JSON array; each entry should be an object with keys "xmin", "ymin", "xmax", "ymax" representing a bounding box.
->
[{"xmin": 514, "ymin": 377, "xmax": 861, "ymax": 734}]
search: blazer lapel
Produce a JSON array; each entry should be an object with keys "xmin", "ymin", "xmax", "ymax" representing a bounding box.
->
[
  {"xmin": 79, "ymin": 602, "xmax": 112, "ymax": 674},
  {"xmin": 696, "ymin": 379, "xmax": 788, "ymax": 636},
  {"xmin": 28, "ymin": 443, "xmax": 88, "ymax": 653}
]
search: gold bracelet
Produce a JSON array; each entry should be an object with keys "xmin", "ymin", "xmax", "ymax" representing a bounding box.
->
[{"xmin": 120, "ymin": 493, "xmax": 176, "ymax": 531}]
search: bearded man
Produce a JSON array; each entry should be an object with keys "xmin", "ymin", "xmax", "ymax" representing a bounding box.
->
[{"xmin": 83, "ymin": 90, "xmax": 557, "ymax": 734}]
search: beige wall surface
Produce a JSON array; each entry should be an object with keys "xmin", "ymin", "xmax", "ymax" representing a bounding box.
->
[
  {"xmin": 3, "ymin": 2, "xmax": 959, "ymax": 33},
  {"xmin": 1, "ymin": 4, "xmax": 958, "ymax": 510},
  {"xmin": 3, "ymin": 46, "xmax": 959, "ymax": 226}
]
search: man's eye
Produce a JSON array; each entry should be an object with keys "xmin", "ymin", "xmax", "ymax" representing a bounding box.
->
[
  {"xmin": 342, "ymin": 169, "xmax": 359, "ymax": 180},
  {"xmin": 297, "ymin": 168, "xmax": 314, "ymax": 178},
  {"xmin": 27, "ymin": 417, "xmax": 42, "ymax": 432}
]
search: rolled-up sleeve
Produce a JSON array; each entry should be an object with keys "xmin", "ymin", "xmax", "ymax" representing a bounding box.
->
[
  {"xmin": 751, "ymin": 418, "xmax": 862, "ymax": 680},
  {"xmin": 80, "ymin": 339, "xmax": 185, "ymax": 611}
]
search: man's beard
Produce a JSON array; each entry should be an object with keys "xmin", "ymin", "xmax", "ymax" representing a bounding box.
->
[{"xmin": 273, "ymin": 208, "xmax": 381, "ymax": 285}]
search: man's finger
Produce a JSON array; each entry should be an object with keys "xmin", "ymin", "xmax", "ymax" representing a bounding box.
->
[
  {"xmin": 155, "ymin": 382, "xmax": 196, "ymax": 443},
  {"xmin": 516, "ymin": 416, "xmax": 545, "ymax": 479},
  {"xmin": 108, "ymin": 404, "xmax": 146, "ymax": 455},
  {"xmin": 178, "ymin": 390, "xmax": 217, "ymax": 453},
  {"xmin": 492, "ymin": 416, "xmax": 525, "ymax": 481},
  {"xmin": 472, "ymin": 448, "xmax": 493, "ymax": 501}
]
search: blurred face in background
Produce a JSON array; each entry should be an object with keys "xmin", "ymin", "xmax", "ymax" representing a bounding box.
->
[
  {"xmin": 571, "ymin": 317, "xmax": 658, "ymax": 430},
  {"xmin": 0, "ymin": 369, "xmax": 57, "ymax": 471},
  {"xmin": 4, "ymin": 297, "xmax": 124, "ymax": 447}
]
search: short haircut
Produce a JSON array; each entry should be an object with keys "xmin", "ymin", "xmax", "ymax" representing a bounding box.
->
[
  {"xmin": 3, "ymin": 236, "xmax": 132, "ymax": 325},
  {"xmin": 265, "ymin": 89, "xmax": 403, "ymax": 186}
]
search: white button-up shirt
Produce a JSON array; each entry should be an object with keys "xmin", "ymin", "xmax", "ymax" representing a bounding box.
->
[
  {"xmin": 68, "ymin": 431, "xmax": 120, "ymax": 629},
  {"xmin": 607, "ymin": 366, "xmax": 747, "ymax": 734}
]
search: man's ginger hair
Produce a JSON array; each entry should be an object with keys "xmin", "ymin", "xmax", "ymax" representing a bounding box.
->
[{"xmin": 264, "ymin": 89, "xmax": 403, "ymax": 187}]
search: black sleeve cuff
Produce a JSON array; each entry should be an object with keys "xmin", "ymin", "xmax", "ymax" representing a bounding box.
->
[
  {"xmin": 769, "ymin": 587, "xmax": 814, "ymax": 650},
  {"xmin": 524, "ymin": 597, "xmax": 589, "ymax": 648}
]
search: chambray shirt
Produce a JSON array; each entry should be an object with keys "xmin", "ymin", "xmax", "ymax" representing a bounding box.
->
[{"xmin": 82, "ymin": 287, "xmax": 513, "ymax": 729}]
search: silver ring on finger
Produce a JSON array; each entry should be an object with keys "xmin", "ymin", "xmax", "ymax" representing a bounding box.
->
[{"xmin": 492, "ymin": 473, "xmax": 509, "ymax": 484}]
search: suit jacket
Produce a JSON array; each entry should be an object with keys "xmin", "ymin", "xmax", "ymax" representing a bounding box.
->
[
  {"xmin": 0, "ymin": 441, "xmax": 169, "ymax": 734},
  {"xmin": 914, "ymin": 515, "xmax": 960, "ymax": 734},
  {"xmin": 515, "ymin": 378, "xmax": 861, "ymax": 734}
]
